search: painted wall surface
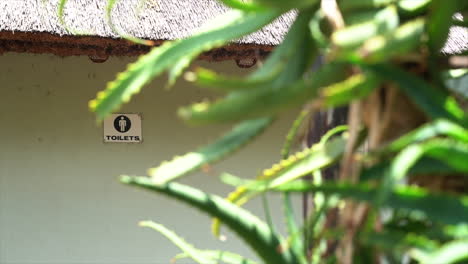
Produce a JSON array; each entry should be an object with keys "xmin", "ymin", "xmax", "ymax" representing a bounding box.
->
[{"xmin": 0, "ymin": 53, "xmax": 302, "ymax": 264}]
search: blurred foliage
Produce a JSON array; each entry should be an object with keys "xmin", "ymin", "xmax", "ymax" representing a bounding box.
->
[{"xmin": 60, "ymin": 0, "xmax": 467, "ymax": 263}]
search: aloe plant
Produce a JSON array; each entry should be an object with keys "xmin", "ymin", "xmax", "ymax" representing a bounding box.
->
[{"xmin": 58, "ymin": 0, "xmax": 468, "ymax": 262}]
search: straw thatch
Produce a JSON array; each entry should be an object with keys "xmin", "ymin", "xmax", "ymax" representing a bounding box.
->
[
  {"xmin": 442, "ymin": 25, "xmax": 467, "ymax": 55},
  {"xmin": 0, "ymin": 0, "xmax": 466, "ymax": 59},
  {"xmin": 0, "ymin": 0, "xmax": 295, "ymax": 59},
  {"xmin": 0, "ymin": 0, "xmax": 295, "ymax": 45},
  {"xmin": 441, "ymin": 13, "xmax": 467, "ymax": 55}
]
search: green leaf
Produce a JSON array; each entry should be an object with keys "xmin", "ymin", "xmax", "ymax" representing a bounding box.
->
[
  {"xmin": 186, "ymin": 67, "xmax": 282, "ymax": 92},
  {"xmin": 143, "ymin": 221, "xmax": 261, "ymax": 264},
  {"xmin": 309, "ymin": 9, "xmax": 329, "ymax": 49},
  {"xmin": 250, "ymin": 8, "xmax": 318, "ymax": 82},
  {"xmin": 356, "ymin": 18, "xmax": 426, "ymax": 62},
  {"xmin": 174, "ymin": 250, "xmax": 259, "ymax": 264},
  {"xmin": 282, "ymin": 193, "xmax": 308, "ymax": 264},
  {"xmin": 272, "ymin": 182, "xmax": 468, "ymax": 226},
  {"xmin": 320, "ymin": 73, "xmax": 381, "ymax": 107},
  {"xmin": 57, "ymin": 0, "xmax": 80, "ymax": 34},
  {"xmin": 397, "ymin": 0, "xmax": 431, "ymax": 18},
  {"xmin": 384, "ymin": 212, "xmax": 445, "ymax": 239},
  {"xmin": 221, "ymin": 135, "xmax": 347, "ymax": 209},
  {"xmin": 361, "ymin": 157, "xmax": 466, "ymax": 182},
  {"xmin": 377, "ymin": 146, "xmax": 422, "ymax": 211},
  {"xmin": 148, "ymin": 118, "xmax": 272, "ymax": 184},
  {"xmin": 319, "ymin": 125, "xmax": 349, "ymax": 144},
  {"xmin": 167, "ymin": 55, "xmax": 193, "ymax": 87},
  {"xmin": 105, "ymin": 0, "xmax": 154, "ymax": 45},
  {"xmin": 332, "ymin": 5, "xmax": 399, "ymax": 49},
  {"xmin": 217, "ymin": 0, "xmax": 267, "ymax": 11},
  {"xmin": 411, "ymin": 239, "xmax": 468, "ymax": 264},
  {"xmin": 383, "ymin": 211, "xmax": 457, "ymax": 243},
  {"xmin": 339, "ymin": 0, "xmax": 397, "ymax": 12},
  {"xmin": 89, "ymin": 9, "xmax": 282, "ymax": 121},
  {"xmin": 362, "ymin": 229, "xmax": 438, "ymax": 254},
  {"xmin": 57, "ymin": 0, "xmax": 90, "ymax": 35},
  {"xmin": 281, "ymin": 109, "xmax": 311, "ymax": 159},
  {"xmin": 214, "ymin": 133, "xmax": 346, "ymax": 237},
  {"xmin": 363, "ymin": 119, "xmax": 468, "ymax": 182},
  {"xmin": 253, "ymin": 0, "xmax": 317, "ymax": 9},
  {"xmin": 419, "ymin": 139, "xmax": 468, "ymax": 172},
  {"xmin": 363, "ymin": 64, "xmax": 466, "ymax": 124},
  {"xmin": 444, "ymin": 69, "xmax": 468, "ymax": 99},
  {"xmin": 120, "ymin": 176, "xmax": 300, "ymax": 264},
  {"xmin": 265, "ymin": 136, "xmax": 347, "ymax": 188},
  {"xmin": 381, "ymin": 119, "xmax": 468, "ymax": 154},
  {"xmin": 178, "ymin": 8, "xmax": 327, "ymax": 124},
  {"xmin": 58, "ymin": 0, "xmax": 67, "ymax": 27},
  {"xmin": 443, "ymin": 69, "xmax": 468, "ymax": 79},
  {"xmin": 375, "ymin": 139, "xmax": 468, "ymax": 215},
  {"xmin": 178, "ymin": 62, "xmax": 348, "ymax": 124},
  {"xmin": 186, "ymin": 6, "xmax": 319, "ymax": 93},
  {"xmin": 178, "ymin": 80, "xmax": 312, "ymax": 124},
  {"xmin": 139, "ymin": 221, "xmax": 211, "ymax": 264},
  {"xmin": 445, "ymin": 224, "xmax": 468, "ymax": 240}
]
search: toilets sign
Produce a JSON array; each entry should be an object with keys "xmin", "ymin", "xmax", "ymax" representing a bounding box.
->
[{"xmin": 103, "ymin": 114, "xmax": 142, "ymax": 143}]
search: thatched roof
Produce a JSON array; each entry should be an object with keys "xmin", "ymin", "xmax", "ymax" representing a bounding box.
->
[
  {"xmin": 0, "ymin": 0, "xmax": 295, "ymax": 45},
  {"xmin": 0, "ymin": 0, "xmax": 465, "ymax": 60},
  {"xmin": 0, "ymin": 0, "xmax": 295, "ymax": 60},
  {"xmin": 441, "ymin": 14, "xmax": 467, "ymax": 55}
]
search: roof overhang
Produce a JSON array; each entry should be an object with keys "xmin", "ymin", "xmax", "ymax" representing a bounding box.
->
[{"xmin": 0, "ymin": 31, "xmax": 274, "ymax": 62}]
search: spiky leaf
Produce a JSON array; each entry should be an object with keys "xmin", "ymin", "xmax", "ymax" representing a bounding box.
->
[
  {"xmin": 139, "ymin": 221, "xmax": 211, "ymax": 263},
  {"xmin": 120, "ymin": 176, "xmax": 300, "ymax": 264},
  {"xmin": 105, "ymin": 0, "xmax": 154, "ymax": 45},
  {"xmin": 363, "ymin": 64, "xmax": 466, "ymax": 124},
  {"xmin": 89, "ymin": 9, "xmax": 282, "ymax": 120},
  {"xmin": 174, "ymin": 250, "xmax": 259, "ymax": 264},
  {"xmin": 411, "ymin": 239, "xmax": 468, "ymax": 264},
  {"xmin": 320, "ymin": 73, "xmax": 381, "ymax": 107},
  {"xmin": 332, "ymin": 5, "xmax": 399, "ymax": 49},
  {"xmin": 273, "ymin": 182, "xmax": 468, "ymax": 226},
  {"xmin": 148, "ymin": 118, "xmax": 272, "ymax": 184},
  {"xmin": 220, "ymin": 135, "xmax": 347, "ymax": 216}
]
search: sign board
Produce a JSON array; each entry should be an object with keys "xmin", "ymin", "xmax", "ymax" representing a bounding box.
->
[{"xmin": 103, "ymin": 113, "xmax": 142, "ymax": 143}]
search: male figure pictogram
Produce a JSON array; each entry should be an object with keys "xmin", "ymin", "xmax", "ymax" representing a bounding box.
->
[
  {"xmin": 119, "ymin": 116, "xmax": 127, "ymax": 132},
  {"xmin": 113, "ymin": 115, "xmax": 131, "ymax": 133}
]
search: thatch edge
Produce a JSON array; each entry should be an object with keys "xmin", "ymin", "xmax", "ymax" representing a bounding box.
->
[{"xmin": 0, "ymin": 31, "xmax": 274, "ymax": 61}]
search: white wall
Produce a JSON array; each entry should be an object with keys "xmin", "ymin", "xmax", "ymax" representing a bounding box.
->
[{"xmin": 0, "ymin": 53, "xmax": 302, "ymax": 264}]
